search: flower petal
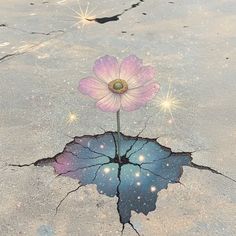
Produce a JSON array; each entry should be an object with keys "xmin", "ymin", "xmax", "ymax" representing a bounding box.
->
[
  {"xmin": 121, "ymin": 82, "xmax": 160, "ymax": 111},
  {"xmin": 93, "ymin": 55, "xmax": 119, "ymax": 83},
  {"xmin": 127, "ymin": 66, "xmax": 156, "ymax": 89},
  {"xmin": 79, "ymin": 77, "xmax": 109, "ymax": 100},
  {"xmin": 96, "ymin": 93, "xmax": 121, "ymax": 112},
  {"xmin": 119, "ymin": 55, "xmax": 143, "ymax": 81}
]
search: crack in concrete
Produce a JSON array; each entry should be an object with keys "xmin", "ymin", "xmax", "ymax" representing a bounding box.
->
[
  {"xmin": 56, "ymin": 162, "xmax": 111, "ymax": 177},
  {"xmin": 190, "ymin": 162, "xmax": 236, "ymax": 183},
  {"xmin": 74, "ymin": 139, "xmax": 113, "ymax": 160},
  {"xmin": 9, "ymin": 131, "xmax": 236, "ymax": 236},
  {"xmin": 127, "ymin": 140, "xmax": 149, "ymax": 158},
  {"xmin": 124, "ymin": 116, "xmax": 153, "ymax": 158},
  {"xmin": 116, "ymin": 164, "xmax": 140, "ymax": 235},
  {"xmin": 0, "ymin": 26, "xmax": 66, "ymax": 63},
  {"xmin": 0, "ymin": 52, "xmax": 26, "ymax": 63},
  {"xmin": 87, "ymin": 0, "xmax": 145, "ymax": 24},
  {"xmin": 64, "ymin": 150, "xmax": 106, "ymax": 160},
  {"xmin": 1, "ymin": 24, "xmax": 64, "ymax": 36},
  {"xmin": 55, "ymin": 182, "xmax": 85, "ymax": 214}
]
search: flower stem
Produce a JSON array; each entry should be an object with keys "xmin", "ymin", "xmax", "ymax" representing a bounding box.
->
[{"xmin": 116, "ymin": 110, "xmax": 121, "ymax": 163}]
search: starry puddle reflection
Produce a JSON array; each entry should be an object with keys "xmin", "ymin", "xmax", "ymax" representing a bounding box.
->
[{"xmin": 27, "ymin": 131, "xmax": 234, "ymax": 235}]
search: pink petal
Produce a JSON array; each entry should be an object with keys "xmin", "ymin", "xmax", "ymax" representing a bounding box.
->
[
  {"xmin": 79, "ymin": 77, "xmax": 110, "ymax": 100},
  {"xmin": 93, "ymin": 55, "xmax": 119, "ymax": 83},
  {"xmin": 96, "ymin": 93, "xmax": 121, "ymax": 112},
  {"xmin": 139, "ymin": 66, "xmax": 156, "ymax": 84},
  {"xmin": 127, "ymin": 66, "xmax": 156, "ymax": 89},
  {"xmin": 119, "ymin": 55, "xmax": 143, "ymax": 81},
  {"xmin": 121, "ymin": 82, "xmax": 160, "ymax": 111}
]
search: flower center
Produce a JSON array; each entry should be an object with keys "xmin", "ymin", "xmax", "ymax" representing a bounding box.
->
[
  {"xmin": 108, "ymin": 79, "xmax": 128, "ymax": 94},
  {"xmin": 113, "ymin": 82, "xmax": 123, "ymax": 90}
]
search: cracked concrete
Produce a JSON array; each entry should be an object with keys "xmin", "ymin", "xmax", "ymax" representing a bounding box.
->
[
  {"xmin": 0, "ymin": 0, "xmax": 236, "ymax": 235},
  {"xmin": 87, "ymin": 0, "xmax": 144, "ymax": 24},
  {"xmin": 8, "ymin": 132, "xmax": 235, "ymax": 236}
]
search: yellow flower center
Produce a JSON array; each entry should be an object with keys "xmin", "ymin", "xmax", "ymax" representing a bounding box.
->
[{"xmin": 108, "ymin": 79, "xmax": 128, "ymax": 94}]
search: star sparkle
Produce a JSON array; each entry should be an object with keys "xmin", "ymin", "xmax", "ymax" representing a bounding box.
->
[
  {"xmin": 138, "ymin": 155, "xmax": 145, "ymax": 162},
  {"xmin": 150, "ymin": 186, "xmax": 157, "ymax": 192},
  {"xmin": 153, "ymin": 82, "xmax": 183, "ymax": 123},
  {"xmin": 66, "ymin": 112, "xmax": 78, "ymax": 124},
  {"xmin": 135, "ymin": 172, "xmax": 140, "ymax": 177},
  {"xmin": 103, "ymin": 167, "xmax": 111, "ymax": 174},
  {"xmin": 60, "ymin": 0, "xmax": 96, "ymax": 29}
]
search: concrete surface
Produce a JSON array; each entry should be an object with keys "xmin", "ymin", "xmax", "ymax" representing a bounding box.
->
[{"xmin": 0, "ymin": 0, "xmax": 235, "ymax": 235}]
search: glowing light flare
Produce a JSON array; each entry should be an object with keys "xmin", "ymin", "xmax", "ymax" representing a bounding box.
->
[
  {"xmin": 135, "ymin": 172, "xmax": 140, "ymax": 177},
  {"xmin": 150, "ymin": 186, "xmax": 157, "ymax": 192},
  {"xmin": 138, "ymin": 155, "xmax": 145, "ymax": 162},
  {"xmin": 154, "ymin": 84, "xmax": 182, "ymax": 120},
  {"xmin": 158, "ymin": 93, "xmax": 181, "ymax": 114},
  {"xmin": 103, "ymin": 167, "xmax": 111, "ymax": 174},
  {"xmin": 62, "ymin": 1, "xmax": 96, "ymax": 29},
  {"xmin": 67, "ymin": 112, "xmax": 78, "ymax": 124}
]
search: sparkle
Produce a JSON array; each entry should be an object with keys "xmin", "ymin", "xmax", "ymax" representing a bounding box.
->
[
  {"xmin": 100, "ymin": 144, "xmax": 104, "ymax": 149},
  {"xmin": 67, "ymin": 112, "xmax": 78, "ymax": 124},
  {"xmin": 135, "ymin": 172, "xmax": 140, "ymax": 177},
  {"xmin": 150, "ymin": 186, "xmax": 157, "ymax": 192},
  {"xmin": 155, "ymin": 83, "xmax": 182, "ymax": 119},
  {"xmin": 62, "ymin": 1, "xmax": 96, "ymax": 29},
  {"xmin": 136, "ymin": 182, "xmax": 141, "ymax": 186},
  {"xmin": 103, "ymin": 167, "xmax": 111, "ymax": 174},
  {"xmin": 158, "ymin": 94, "xmax": 181, "ymax": 113},
  {"xmin": 138, "ymin": 155, "xmax": 145, "ymax": 162}
]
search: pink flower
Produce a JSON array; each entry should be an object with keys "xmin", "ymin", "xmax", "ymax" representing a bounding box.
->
[{"xmin": 79, "ymin": 55, "xmax": 160, "ymax": 112}]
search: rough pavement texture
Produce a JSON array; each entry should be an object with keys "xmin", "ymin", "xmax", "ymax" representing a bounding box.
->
[{"xmin": 0, "ymin": 0, "xmax": 236, "ymax": 235}]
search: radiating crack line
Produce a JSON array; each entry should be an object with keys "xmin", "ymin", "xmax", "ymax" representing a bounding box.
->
[
  {"xmin": 1, "ymin": 24, "xmax": 64, "ymax": 36},
  {"xmin": 127, "ymin": 221, "xmax": 140, "ymax": 236},
  {"xmin": 116, "ymin": 164, "xmax": 141, "ymax": 236},
  {"xmin": 0, "ymin": 52, "xmax": 25, "ymax": 63},
  {"xmin": 128, "ymin": 161, "xmax": 181, "ymax": 184},
  {"xmin": 64, "ymin": 150, "xmax": 107, "ymax": 160},
  {"xmin": 92, "ymin": 162, "xmax": 110, "ymax": 181},
  {"xmin": 140, "ymin": 166, "xmax": 181, "ymax": 184},
  {"xmin": 56, "ymin": 162, "xmax": 111, "ymax": 177},
  {"xmin": 111, "ymin": 132, "xmax": 118, "ymax": 157},
  {"xmin": 0, "ymin": 27, "xmax": 69, "ymax": 63},
  {"xmin": 124, "ymin": 116, "xmax": 152, "ymax": 157},
  {"xmin": 116, "ymin": 164, "xmax": 126, "ymax": 235},
  {"xmin": 139, "ymin": 152, "xmax": 172, "ymax": 165},
  {"xmin": 74, "ymin": 140, "xmax": 112, "ymax": 159},
  {"xmin": 87, "ymin": 0, "xmax": 144, "ymax": 24},
  {"xmin": 55, "ymin": 183, "xmax": 85, "ymax": 214},
  {"xmin": 56, "ymin": 163, "xmax": 112, "ymax": 213},
  {"xmin": 128, "ymin": 140, "xmax": 149, "ymax": 159},
  {"xmin": 190, "ymin": 162, "xmax": 236, "ymax": 183},
  {"xmin": 8, "ymin": 162, "xmax": 35, "ymax": 167}
]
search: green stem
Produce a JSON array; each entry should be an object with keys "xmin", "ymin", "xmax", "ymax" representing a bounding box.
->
[{"xmin": 116, "ymin": 110, "xmax": 121, "ymax": 163}]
